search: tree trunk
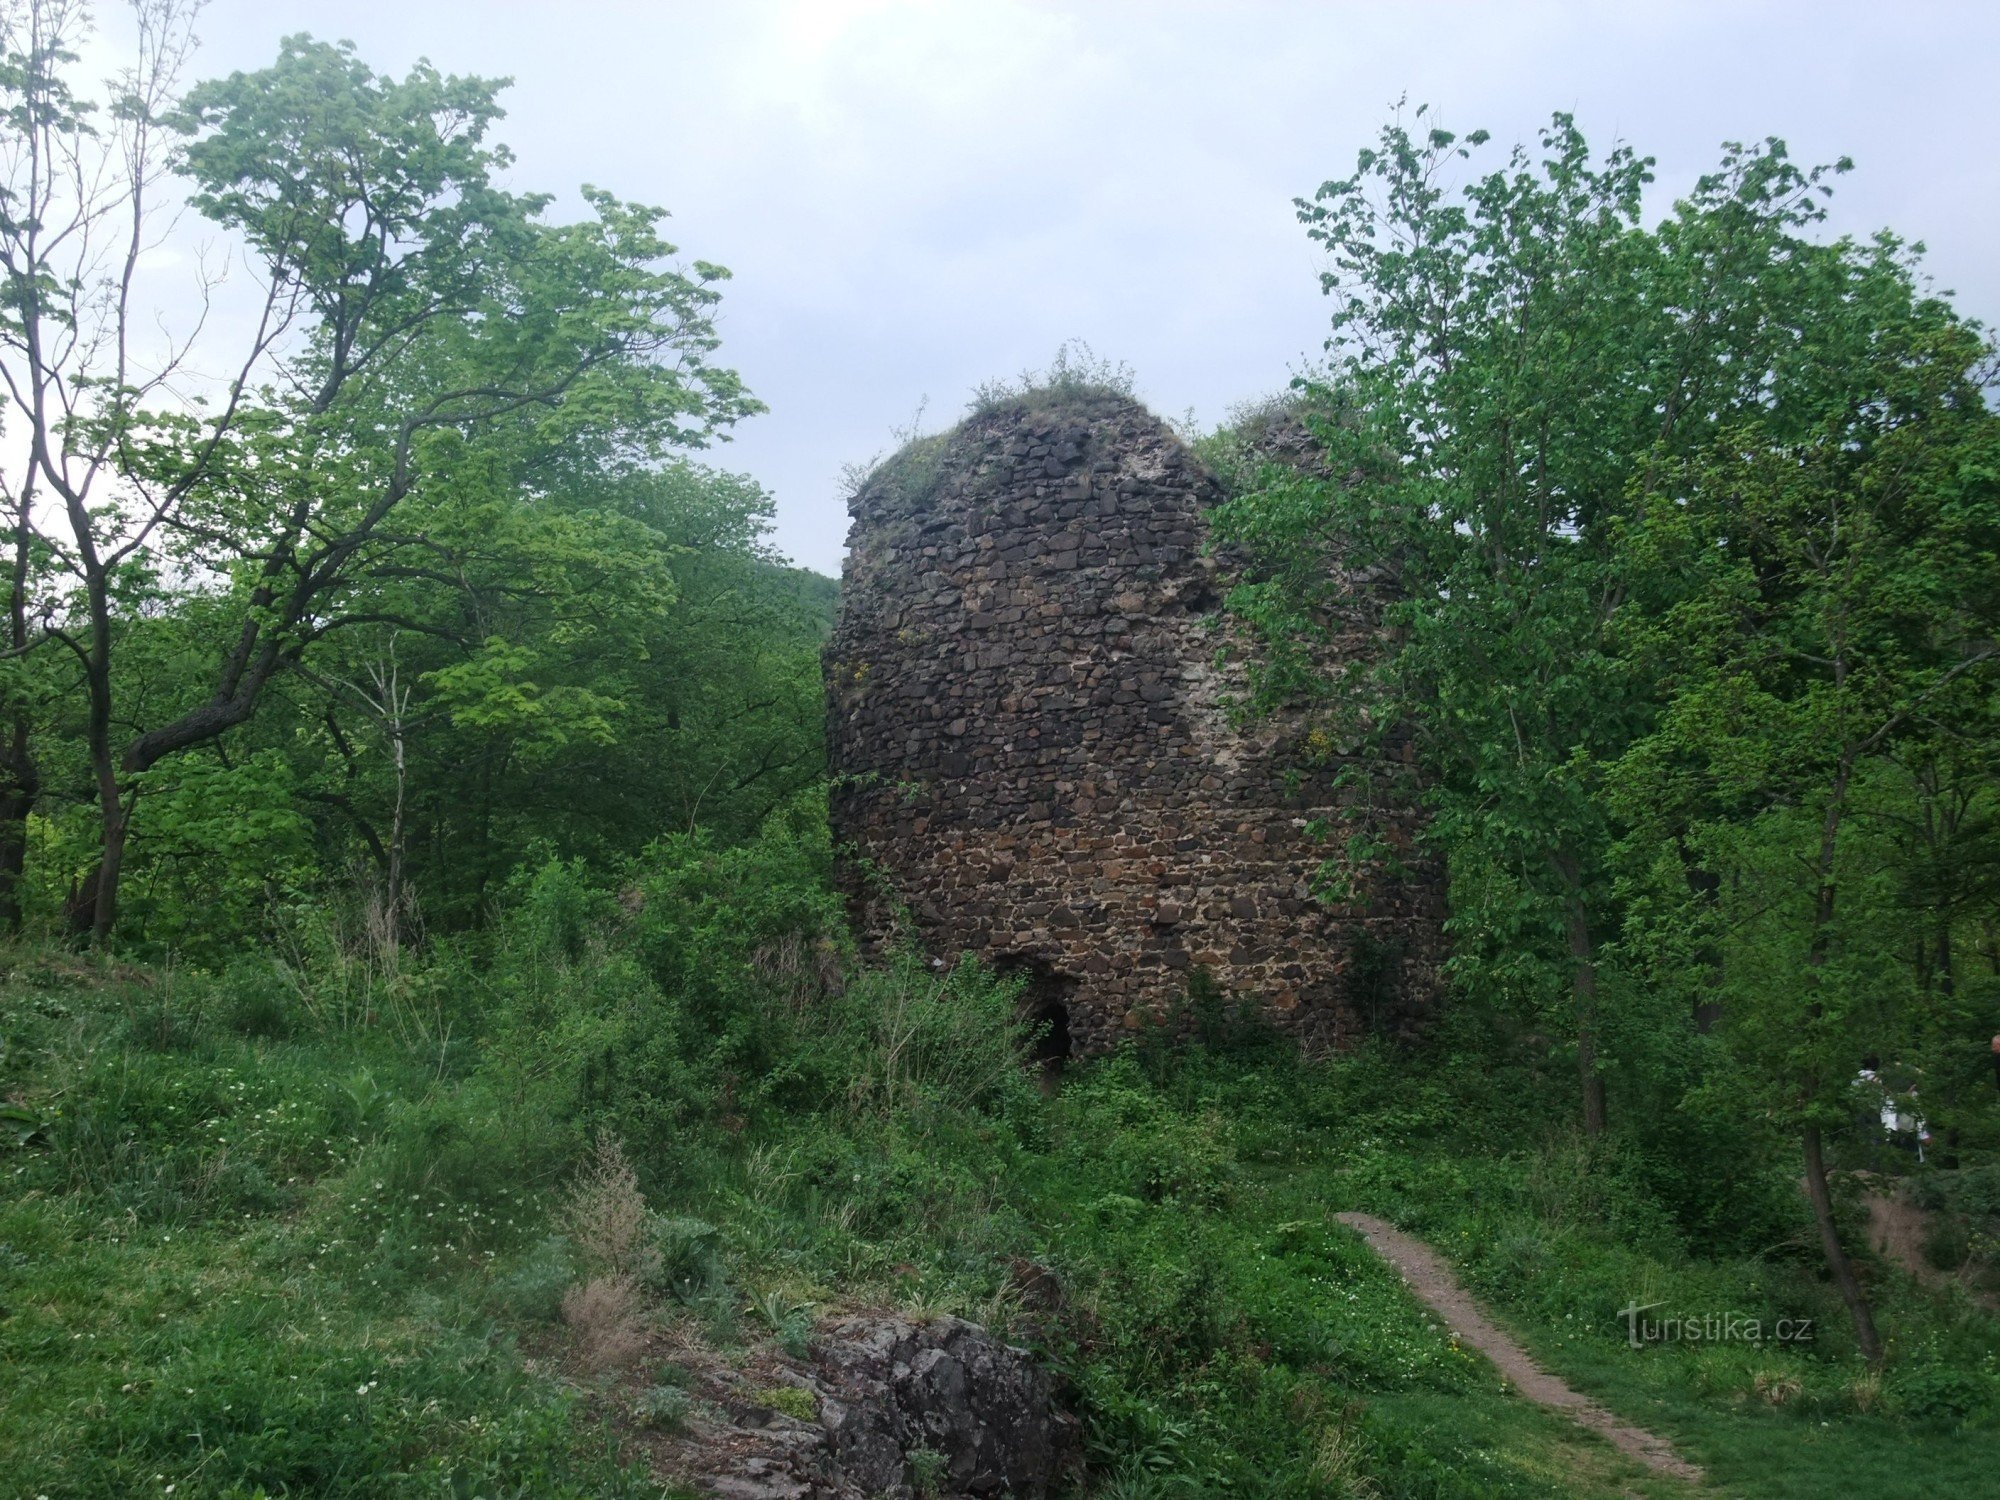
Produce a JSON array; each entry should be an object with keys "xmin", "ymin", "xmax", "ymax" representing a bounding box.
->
[
  {"xmin": 1684, "ymin": 858, "xmax": 1725, "ymax": 1033},
  {"xmin": 0, "ymin": 791, "xmax": 32, "ymax": 934},
  {"xmin": 385, "ymin": 725, "xmax": 406, "ymax": 948},
  {"xmin": 1577, "ymin": 1033, "xmax": 1607, "ymax": 1137},
  {"xmin": 1801, "ymin": 745, "xmax": 1884, "ymax": 1360},
  {"xmin": 1558, "ymin": 871, "xmax": 1609, "ymax": 1136},
  {"xmin": 75, "ymin": 598, "xmax": 127, "ymax": 947},
  {"xmin": 1802, "ymin": 1122, "xmax": 1884, "ymax": 1364},
  {"xmin": 62, "ymin": 469, "xmax": 125, "ymax": 948},
  {"xmin": 0, "ymin": 477, "xmax": 39, "ymax": 935},
  {"xmin": 0, "ymin": 718, "xmax": 36, "ymax": 935},
  {"xmin": 87, "ymin": 741, "xmax": 127, "ymax": 948}
]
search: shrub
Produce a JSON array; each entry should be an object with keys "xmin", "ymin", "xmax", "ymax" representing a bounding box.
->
[
  {"xmin": 1922, "ymin": 1212, "xmax": 1973, "ymax": 1272},
  {"xmin": 827, "ymin": 954, "xmax": 1036, "ymax": 1119},
  {"xmin": 1891, "ymin": 1361, "xmax": 1992, "ymax": 1430},
  {"xmin": 215, "ymin": 957, "xmax": 297, "ymax": 1039},
  {"xmin": 965, "ymin": 338, "xmax": 1138, "ymax": 419},
  {"xmin": 492, "ymin": 1233, "xmax": 577, "ymax": 1322},
  {"xmin": 563, "ymin": 1135, "xmax": 659, "ymax": 1283},
  {"xmin": 650, "ymin": 1215, "xmax": 730, "ymax": 1304},
  {"xmin": 624, "ymin": 808, "xmax": 845, "ymax": 1118},
  {"xmin": 1063, "ymin": 1058, "xmax": 1238, "ymax": 1209},
  {"xmin": 351, "ymin": 1078, "xmax": 577, "ymax": 1239},
  {"xmin": 634, "ymin": 1382, "xmax": 695, "ymax": 1432}
]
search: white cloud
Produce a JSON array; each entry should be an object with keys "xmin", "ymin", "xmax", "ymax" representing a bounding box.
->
[{"xmin": 69, "ymin": 0, "xmax": 2000, "ymax": 571}]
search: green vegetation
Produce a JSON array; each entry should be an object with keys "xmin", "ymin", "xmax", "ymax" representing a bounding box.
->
[
  {"xmin": 841, "ymin": 340, "xmax": 1142, "ymax": 512},
  {"xmin": 9, "ymin": 895, "xmax": 1998, "ymax": 1495},
  {"xmin": 964, "ymin": 338, "xmax": 1141, "ymax": 420},
  {"xmin": 0, "ymin": 7, "xmax": 1993, "ymax": 1497},
  {"xmin": 1214, "ymin": 106, "xmax": 2000, "ymax": 1367}
]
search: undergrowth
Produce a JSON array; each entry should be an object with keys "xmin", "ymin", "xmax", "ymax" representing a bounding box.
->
[{"xmin": 3, "ymin": 813, "xmax": 1996, "ymax": 1496}]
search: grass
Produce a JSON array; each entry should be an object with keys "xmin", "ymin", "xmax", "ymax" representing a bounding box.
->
[
  {"xmin": 1504, "ymin": 1330, "xmax": 2000, "ymax": 1499},
  {"xmin": 0, "ymin": 1197, "xmax": 648, "ymax": 1497},
  {"xmin": 839, "ymin": 337, "xmax": 1150, "ymax": 514},
  {"xmin": 3, "ymin": 897, "xmax": 1996, "ymax": 1497},
  {"xmin": 0, "ymin": 956, "xmax": 651, "ymax": 1498},
  {"xmin": 1013, "ymin": 1035, "xmax": 2000, "ymax": 1498}
]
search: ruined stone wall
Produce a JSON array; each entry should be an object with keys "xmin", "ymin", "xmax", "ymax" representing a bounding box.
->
[{"xmin": 825, "ymin": 393, "xmax": 1441, "ymax": 1056}]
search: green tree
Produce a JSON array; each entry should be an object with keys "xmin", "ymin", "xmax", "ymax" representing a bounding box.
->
[
  {"xmin": 1609, "ymin": 244, "xmax": 1999, "ymax": 1362},
  {"xmin": 58, "ymin": 453, "xmax": 830, "ymax": 954},
  {"xmin": 1217, "ymin": 110, "xmax": 2000, "ymax": 1363},
  {"xmin": 0, "ymin": 6, "xmax": 756, "ymax": 943},
  {"xmin": 1215, "ymin": 111, "xmax": 1846, "ymax": 1135},
  {"xmin": 284, "ymin": 462, "xmax": 829, "ymax": 931}
]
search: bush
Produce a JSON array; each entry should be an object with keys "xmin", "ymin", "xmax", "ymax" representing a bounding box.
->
[
  {"xmin": 492, "ymin": 1233, "xmax": 576, "ymax": 1321},
  {"xmin": 215, "ymin": 957, "xmax": 297, "ymax": 1040},
  {"xmin": 966, "ymin": 338, "xmax": 1138, "ymax": 418},
  {"xmin": 651, "ymin": 1215, "xmax": 729, "ymax": 1304},
  {"xmin": 1891, "ymin": 1361, "xmax": 1993, "ymax": 1430},
  {"xmin": 347, "ymin": 1078, "xmax": 576, "ymax": 1243},
  {"xmin": 622, "ymin": 807, "xmax": 845, "ymax": 1119},
  {"xmin": 1062, "ymin": 1057, "xmax": 1238, "ymax": 1209},
  {"xmin": 825, "ymin": 954, "xmax": 1037, "ymax": 1119},
  {"xmin": 634, "ymin": 1382, "xmax": 694, "ymax": 1432},
  {"xmin": 1922, "ymin": 1212, "xmax": 1973, "ymax": 1271}
]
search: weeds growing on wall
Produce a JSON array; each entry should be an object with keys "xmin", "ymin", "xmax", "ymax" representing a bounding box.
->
[
  {"xmin": 839, "ymin": 340, "xmax": 1145, "ymax": 514},
  {"xmin": 965, "ymin": 338, "xmax": 1139, "ymax": 419}
]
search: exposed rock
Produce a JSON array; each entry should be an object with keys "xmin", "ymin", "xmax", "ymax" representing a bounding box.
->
[
  {"xmin": 825, "ymin": 392, "xmax": 1443, "ymax": 1055},
  {"xmin": 644, "ymin": 1313, "xmax": 1076, "ymax": 1499},
  {"xmin": 816, "ymin": 1314, "xmax": 1074, "ymax": 1496}
]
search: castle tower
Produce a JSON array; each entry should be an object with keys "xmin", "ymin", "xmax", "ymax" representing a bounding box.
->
[{"xmin": 825, "ymin": 392, "xmax": 1440, "ymax": 1057}]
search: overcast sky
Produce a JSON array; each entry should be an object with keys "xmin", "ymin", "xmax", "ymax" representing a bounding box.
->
[{"xmin": 152, "ymin": 1, "xmax": 2000, "ymax": 574}]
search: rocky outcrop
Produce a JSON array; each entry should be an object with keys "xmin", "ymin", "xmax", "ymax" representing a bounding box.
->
[
  {"xmin": 651, "ymin": 1313, "xmax": 1076, "ymax": 1499},
  {"xmin": 825, "ymin": 392, "xmax": 1442, "ymax": 1055},
  {"xmin": 815, "ymin": 1314, "xmax": 1074, "ymax": 1496}
]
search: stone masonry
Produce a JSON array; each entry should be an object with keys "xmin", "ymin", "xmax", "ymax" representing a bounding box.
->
[{"xmin": 824, "ymin": 392, "xmax": 1441, "ymax": 1056}]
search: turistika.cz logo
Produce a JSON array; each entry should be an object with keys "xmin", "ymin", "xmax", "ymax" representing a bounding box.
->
[{"xmin": 1617, "ymin": 1300, "xmax": 1815, "ymax": 1349}]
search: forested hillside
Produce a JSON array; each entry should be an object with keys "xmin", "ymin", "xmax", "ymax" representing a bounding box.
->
[{"xmin": 1, "ymin": 7, "xmax": 1997, "ymax": 1500}]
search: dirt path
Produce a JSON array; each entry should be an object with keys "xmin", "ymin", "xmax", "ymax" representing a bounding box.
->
[
  {"xmin": 1860, "ymin": 1179, "xmax": 1998, "ymax": 1311},
  {"xmin": 1334, "ymin": 1211, "xmax": 1704, "ymax": 1486},
  {"xmin": 1866, "ymin": 1186, "xmax": 1942, "ymax": 1289}
]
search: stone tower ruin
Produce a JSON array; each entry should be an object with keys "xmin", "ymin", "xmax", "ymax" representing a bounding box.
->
[{"xmin": 825, "ymin": 392, "xmax": 1441, "ymax": 1058}]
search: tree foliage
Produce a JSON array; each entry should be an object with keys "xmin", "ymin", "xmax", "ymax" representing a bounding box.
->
[
  {"xmin": 0, "ymin": 4, "xmax": 827, "ymax": 954},
  {"xmin": 1217, "ymin": 104, "xmax": 2000, "ymax": 1360}
]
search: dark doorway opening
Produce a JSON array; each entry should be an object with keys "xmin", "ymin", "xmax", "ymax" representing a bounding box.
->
[
  {"xmin": 1031, "ymin": 997, "xmax": 1073, "ymax": 1068},
  {"xmin": 996, "ymin": 954, "xmax": 1076, "ymax": 1090}
]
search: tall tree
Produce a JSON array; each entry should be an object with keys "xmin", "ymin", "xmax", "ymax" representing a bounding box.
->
[
  {"xmin": 82, "ymin": 454, "xmax": 829, "ymax": 951},
  {"xmin": 1215, "ymin": 113, "xmax": 1844, "ymax": 1134},
  {"xmin": 1610, "ymin": 239, "xmax": 1999, "ymax": 1362},
  {"xmin": 0, "ymin": 7, "xmax": 755, "ymax": 942},
  {"xmin": 0, "ymin": 0, "xmax": 201, "ymax": 931}
]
